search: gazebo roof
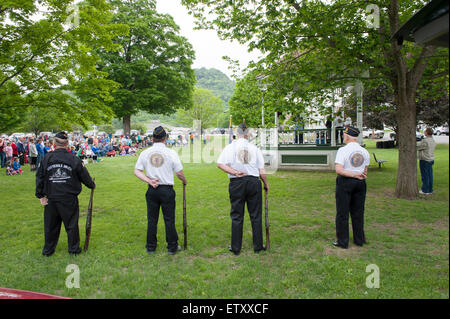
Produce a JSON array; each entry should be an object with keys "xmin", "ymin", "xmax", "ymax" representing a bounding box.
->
[{"xmin": 392, "ymin": 0, "xmax": 449, "ymax": 47}]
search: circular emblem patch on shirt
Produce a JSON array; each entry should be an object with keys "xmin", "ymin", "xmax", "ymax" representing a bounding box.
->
[
  {"xmin": 237, "ymin": 149, "xmax": 251, "ymax": 164},
  {"xmin": 149, "ymin": 153, "xmax": 164, "ymax": 168},
  {"xmin": 350, "ymin": 152, "xmax": 364, "ymax": 168}
]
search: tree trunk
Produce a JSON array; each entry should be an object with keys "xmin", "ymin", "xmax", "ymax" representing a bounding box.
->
[
  {"xmin": 123, "ymin": 115, "xmax": 131, "ymax": 135},
  {"xmin": 395, "ymin": 92, "xmax": 418, "ymax": 199}
]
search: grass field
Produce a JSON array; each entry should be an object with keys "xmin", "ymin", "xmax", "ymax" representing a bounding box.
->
[{"xmin": 0, "ymin": 139, "xmax": 448, "ymax": 299}]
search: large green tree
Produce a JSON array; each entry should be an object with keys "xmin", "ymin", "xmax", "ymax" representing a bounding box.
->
[
  {"xmin": 98, "ymin": 0, "xmax": 196, "ymax": 134},
  {"xmin": 176, "ymin": 87, "xmax": 225, "ymax": 130},
  {"xmin": 182, "ymin": 0, "xmax": 449, "ymax": 199},
  {"xmin": 0, "ymin": 0, "xmax": 126, "ymax": 131}
]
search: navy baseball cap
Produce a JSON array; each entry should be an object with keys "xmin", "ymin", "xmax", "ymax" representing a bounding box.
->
[
  {"xmin": 153, "ymin": 126, "xmax": 167, "ymax": 139},
  {"xmin": 344, "ymin": 126, "xmax": 360, "ymax": 137},
  {"xmin": 55, "ymin": 131, "xmax": 68, "ymax": 140},
  {"xmin": 237, "ymin": 123, "xmax": 249, "ymax": 136}
]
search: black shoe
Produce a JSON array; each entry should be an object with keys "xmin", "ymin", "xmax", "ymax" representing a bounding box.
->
[
  {"xmin": 168, "ymin": 245, "xmax": 182, "ymax": 255},
  {"xmin": 42, "ymin": 251, "xmax": 54, "ymax": 257},
  {"xmin": 254, "ymin": 246, "xmax": 266, "ymax": 253},
  {"xmin": 332, "ymin": 241, "xmax": 348, "ymax": 249},
  {"xmin": 69, "ymin": 249, "xmax": 82, "ymax": 256},
  {"xmin": 147, "ymin": 249, "xmax": 156, "ymax": 255},
  {"xmin": 228, "ymin": 246, "xmax": 240, "ymax": 256}
]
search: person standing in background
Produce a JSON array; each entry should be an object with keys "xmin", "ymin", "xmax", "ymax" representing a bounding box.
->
[
  {"xmin": 325, "ymin": 116, "xmax": 332, "ymax": 144},
  {"xmin": 36, "ymin": 138, "xmax": 45, "ymax": 170},
  {"xmin": 29, "ymin": 138, "xmax": 38, "ymax": 171},
  {"xmin": 4, "ymin": 141, "xmax": 13, "ymax": 165},
  {"xmin": 344, "ymin": 116, "xmax": 352, "ymax": 128},
  {"xmin": 0, "ymin": 138, "xmax": 5, "ymax": 168},
  {"xmin": 11, "ymin": 139, "xmax": 18, "ymax": 159},
  {"xmin": 417, "ymin": 127, "xmax": 436, "ymax": 195}
]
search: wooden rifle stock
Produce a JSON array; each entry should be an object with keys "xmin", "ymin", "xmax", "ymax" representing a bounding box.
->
[
  {"xmin": 183, "ymin": 183, "xmax": 187, "ymax": 250},
  {"xmin": 265, "ymin": 189, "xmax": 270, "ymax": 251},
  {"xmin": 84, "ymin": 178, "xmax": 95, "ymax": 252}
]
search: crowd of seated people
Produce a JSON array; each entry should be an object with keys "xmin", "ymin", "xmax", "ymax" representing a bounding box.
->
[{"xmin": 69, "ymin": 133, "xmax": 151, "ymax": 162}]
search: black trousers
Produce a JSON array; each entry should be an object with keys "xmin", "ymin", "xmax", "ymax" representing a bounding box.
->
[
  {"xmin": 145, "ymin": 185, "xmax": 178, "ymax": 252},
  {"xmin": 335, "ymin": 127, "xmax": 344, "ymax": 144},
  {"xmin": 228, "ymin": 176, "xmax": 264, "ymax": 252},
  {"xmin": 335, "ymin": 176, "xmax": 367, "ymax": 247},
  {"xmin": 43, "ymin": 196, "xmax": 81, "ymax": 255}
]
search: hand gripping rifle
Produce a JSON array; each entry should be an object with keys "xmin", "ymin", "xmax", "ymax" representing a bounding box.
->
[
  {"xmin": 183, "ymin": 183, "xmax": 187, "ymax": 250},
  {"xmin": 84, "ymin": 178, "xmax": 95, "ymax": 252},
  {"xmin": 264, "ymin": 189, "xmax": 270, "ymax": 251}
]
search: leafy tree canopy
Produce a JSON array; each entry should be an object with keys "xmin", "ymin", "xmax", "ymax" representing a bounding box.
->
[
  {"xmin": 176, "ymin": 87, "xmax": 225, "ymax": 129},
  {"xmin": 182, "ymin": 0, "xmax": 449, "ymax": 199},
  {"xmin": 98, "ymin": 0, "xmax": 196, "ymax": 132},
  {"xmin": 0, "ymin": 0, "xmax": 127, "ymax": 132}
]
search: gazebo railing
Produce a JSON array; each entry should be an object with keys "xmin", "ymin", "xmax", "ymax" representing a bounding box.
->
[
  {"xmin": 254, "ymin": 128, "xmax": 345, "ymax": 147},
  {"xmin": 279, "ymin": 128, "xmax": 344, "ymax": 146}
]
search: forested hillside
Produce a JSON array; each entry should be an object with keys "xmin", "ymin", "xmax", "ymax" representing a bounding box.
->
[{"xmin": 194, "ymin": 68, "xmax": 235, "ymax": 105}]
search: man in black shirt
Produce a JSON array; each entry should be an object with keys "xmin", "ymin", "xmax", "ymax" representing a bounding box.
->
[{"xmin": 36, "ymin": 132, "xmax": 96, "ymax": 256}]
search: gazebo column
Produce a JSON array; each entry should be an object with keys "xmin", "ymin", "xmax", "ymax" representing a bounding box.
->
[{"xmin": 356, "ymin": 80, "xmax": 364, "ymax": 145}]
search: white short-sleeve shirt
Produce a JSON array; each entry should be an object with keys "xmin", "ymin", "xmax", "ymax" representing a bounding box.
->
[
  {"xmin": 335, "ymin": 142, "xmax": 370, "ymax": 174},
  {"xmin": 334, "ymin": 116, "xmax": 344, "ymax": 127},
  {"xmin": 135, "ymin": 143, "xmax": 183, "ymax": 185},
  {"xmin": 217, "ymin": 138, "xmax": 265, "ymax": 179}
]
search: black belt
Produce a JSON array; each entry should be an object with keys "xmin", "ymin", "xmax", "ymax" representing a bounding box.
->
[
  {"xmin": 337, "ymin": 175, "xmax": 366, "ymax": 182},
  {"xmin": 148, "ymin": 184, "xmax": 173, "ymax": 187},
  {"xmin": 230, "ymin": 176, "xmax": 259, "ymax": 181}
]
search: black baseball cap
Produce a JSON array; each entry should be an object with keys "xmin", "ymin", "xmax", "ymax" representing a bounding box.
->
[
  {"xmin": 153, "ymin": 126, "xmax": 167, "ymax": 139},
  {"xmin": 344, "ymin": 126, "xmax": 360, "ymax": 137},
  {"xmin": 55, "ymin": 131, "xmax": 68, "ymax": 140}
]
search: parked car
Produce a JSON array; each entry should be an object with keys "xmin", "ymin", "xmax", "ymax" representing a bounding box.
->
[
  {"xmin": 114, "ymin": 129, "xmax": 124, "ymax": 137},
  {"xmin": 362, "ymin": 128, "xmax": 384, "ymax": 139},
  {"xmin": 11, "ymin": 132, "xmax": 25, "ymax": 138},
  {"xmin": 211, "ymin": 128, "xmax": 226, "ymax": 134},
  {"xmin": 433, "ymin": 125, "xmax": 449, "ymax": 136},
  {"xmin": 130, "ymin": 129, "xmax": 140, "ymax": 135},
  {"xmin": 40, "ymin": 131, "xmax": 54, "ymax": 138},
  {"xmin": 390, "ymin": 131, "xmax": 424, "ymax": 141},
  {"xmin": 416, "ymin": 131, "xmax": 424, "ymax": 141}
]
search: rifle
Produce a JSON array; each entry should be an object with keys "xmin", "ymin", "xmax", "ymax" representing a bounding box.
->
[
  {"xmin": 84, "ymin": 178, "xmax": 95, "ymax": 252},
  {"xmin": 183, "ymin": 183, "xmax": 187, "ymax": 250},
  {"xmin": 264, "ymin": 189, "xmax": 270, "ymax": 251}
]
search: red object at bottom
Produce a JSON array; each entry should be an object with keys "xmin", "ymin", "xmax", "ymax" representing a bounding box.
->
[{"xmin": 0, "ymin": 288, "xmax": 70, "ymax": 299}]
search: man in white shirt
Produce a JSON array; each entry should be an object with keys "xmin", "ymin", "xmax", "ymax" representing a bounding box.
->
[
  {"xmin": 344, "ymin": 116, "xmax": 352, "ymax": 127},
  {"xmin": 134, "ymin": 126, "xmax": 187, "ymax": 255},
  {"xmin": 333, "ymin": 126, "xmax": 370, "ymax": 249},
  {"xmin": 217, "ymin": 123, "xmax": 269, "ymax": 255}
]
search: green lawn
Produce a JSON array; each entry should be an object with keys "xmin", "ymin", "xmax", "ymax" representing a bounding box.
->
[{"xmin": 0, "ymin": 140, "xmax": 448, "ymax": 299}]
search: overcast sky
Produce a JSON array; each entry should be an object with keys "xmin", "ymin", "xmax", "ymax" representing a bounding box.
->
[{"xmin": 155, "ymin": 0, "xmax": 261, "ymax": 79}]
